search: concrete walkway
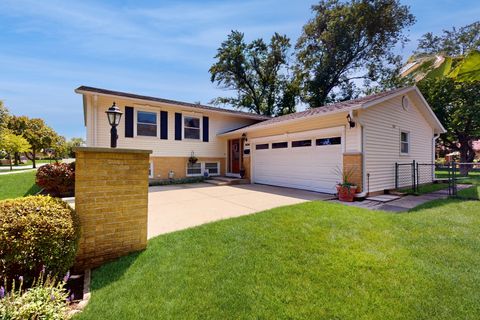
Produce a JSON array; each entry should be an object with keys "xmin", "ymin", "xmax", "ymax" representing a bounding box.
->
[
  {"xmin": 148, "ymin": 183, "xmax": 334, "ymax": 238},
  {"xmin": 330, "ymin": 185, "xmax": 472, "ymax": 212}
]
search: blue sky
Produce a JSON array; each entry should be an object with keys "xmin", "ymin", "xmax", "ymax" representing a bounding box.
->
[{"xmin": 1, "ymin": 0, "xmax": 479, "ymax": 139}]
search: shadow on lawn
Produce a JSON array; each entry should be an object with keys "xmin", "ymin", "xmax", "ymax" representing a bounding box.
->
[
  {"xmin": 90, "ymin": 251, "xmax": 143, "ymax": 291},
  {"xmin": 408, "ymin": 197, "xmax": 476, "ymax": 213},
  {"xmin": 23, "ymin": 184, "xmax": 41, "ymax": 197}
]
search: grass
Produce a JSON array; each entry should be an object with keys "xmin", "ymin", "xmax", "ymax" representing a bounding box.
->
[
  {"xmin": 0, "ymin": 159, "xmax": 54, "ymax": 167},
  {"xmin": 0, "ymin": 170, "xmax": 41, "ymax": 200},
  {"xmin": 435, "ymin": 169, "xmax": 480, "ymax": 200},
  {"xmin": 76, "ymin": 200, "xmax": 480, "ymax": 320},
  {"xmin": 400, "ymin": 182, "xmax": 449, "ymax": 195}
]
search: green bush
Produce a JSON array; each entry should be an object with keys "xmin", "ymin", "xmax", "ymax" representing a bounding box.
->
[
  {"xmin": 0, "ymin": 272, "xmax": 70, "ymax": 320},
  {"xmin": 36, "ymin": 162, "xmax": 75, "ymax": 197},
  {"xmin": 0, "ymin": 196, "xmax": 80, "ymax": 284},
  {"xmin": 149, "ymin": 176, "xmax": 206, "ymax": 186}
]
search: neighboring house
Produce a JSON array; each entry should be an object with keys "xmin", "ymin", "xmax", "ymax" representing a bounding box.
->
[
  {"xmin": 474, "ymin": 141, "xmax": 480, "ymax": 160},
  {"xmin": 76, "ymin": 86, "xmax": 445, "ymax": 195}
]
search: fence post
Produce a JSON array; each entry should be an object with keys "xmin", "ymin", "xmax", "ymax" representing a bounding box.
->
[
  {"xmin": 412, "ymin": 160, "xmax": 416, "ymax": 192},
  {"xmin": 395, "ymin": 162, "xmax": 398, "ymax": 189},
  {"xmin": 416, "ymin": 161, "xmax": 419, "ymax": 192},
  {"xmin": 452, "ymin": 161, "xmax": 457, "ymax": 196}
]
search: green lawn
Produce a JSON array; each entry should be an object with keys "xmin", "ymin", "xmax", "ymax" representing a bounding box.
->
[
  {"xmin": 0, "ymin": 170, "xmax": 41, "ymax": 200},
  {"xmin": 400, "ymin": 182, "xmax": 449, "ymax": 195},
  {"xmin": 0, "ymin": 159, "xmax": 52, "ymax": 167},
  {"xmin": 77, "ymin": 200, "xmax": 480, "ymax": 320},
  {"xmin": 435, "ymin": 169, "xmax": 480, "ymax": 200}
]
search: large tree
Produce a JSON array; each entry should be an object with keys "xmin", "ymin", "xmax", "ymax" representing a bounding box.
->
[
  {"xmin": 0, "ymin": 101, "xmax": 9, "ymax": 134},
  {"xmin": 7, "ymin": 116, "xmax": 59, "ymax": 168},
  {"xmin": 295, "ymin": 0, "xmax": 415, "ymax": 107},
  {"xmin": 209, "ymin": 31, "xmax": 298, "ymax": 116}
]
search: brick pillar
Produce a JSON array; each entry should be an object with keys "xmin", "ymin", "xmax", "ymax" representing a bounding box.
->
[
  {"xmin": 242, "ymin": 156, "xmax": 251, "ymax": 181},
  {"xmin": 343, "ymin": 152, "xmax": 363, "ymax": 192},
  {"xmin": 73, "ymin": 147, "xmax": 152, "ymax": 270}
]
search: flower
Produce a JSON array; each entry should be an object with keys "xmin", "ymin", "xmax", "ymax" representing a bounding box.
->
[
  {"xmin": 63, "ymin": 271, "xmax": 70, "ymax": 283},
  {"xmin": 0, "ymin": 286, "xmax": 5, "ymax": 299},
  {"xmin": 18, "ymin": 276, "xmax": 23, "ymax": 282}
]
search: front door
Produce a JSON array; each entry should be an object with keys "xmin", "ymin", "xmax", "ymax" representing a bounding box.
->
[{"xmin": 229, "ymin": 139, "xmax": 241, "ymax": 174}]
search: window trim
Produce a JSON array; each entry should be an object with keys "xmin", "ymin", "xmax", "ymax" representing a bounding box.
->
[
  {"xmin": 400, "ymin": 130, "xmax": 410, "ymax": 155},
  {"xmin": 134, "ymin": 108, "xmax": 159, "ymax": 138},
  {"xmin": 272, "ymin": 142, "xmax": 288, "ymax": 149},
  {"xmin": 255, "ymin": 143, "xmax": 269, "ymax": 150},
  {"xmin": 149, "ymin": 162, "xmax": 154, "ymax": 178},
  {"xmin": 182, "ymin": 114, "xmax": 202, "ymax": 141},
  {"xmin": 291, "ymin": 139, "xmax": 312, "ymax": 148},
  {"xmin": 316, "ymin": 137, "xmax": 342, "ymax": 146},
  {"xmin": 186, "ymin": 161, "xmax": 220, "ymax": 177}
]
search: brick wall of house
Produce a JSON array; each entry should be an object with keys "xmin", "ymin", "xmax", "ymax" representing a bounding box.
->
[
  {"xmin": 343, "ymin": 153, "xmax": 363, "ymax": 192},
  {"xmin": 73, "ymin": 147, "xmax": 151, "ymax": 270},
  {"xmin": 150, "ymin": 156, "xmax": 226, "ymax": 180}
]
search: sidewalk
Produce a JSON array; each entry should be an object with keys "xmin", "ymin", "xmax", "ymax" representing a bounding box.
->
[{"xmin": 330, "ymin": 185, "xmax": 472, "ymax": 213}]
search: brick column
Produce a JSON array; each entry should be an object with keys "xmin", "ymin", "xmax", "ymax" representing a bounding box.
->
[
  {"xmin": 73, "ymin": 147, "xmax": 152, "ymax": 270},
  {"xmin": 343, "ymin": 152, "xmax": 363, "ymax": 192}
]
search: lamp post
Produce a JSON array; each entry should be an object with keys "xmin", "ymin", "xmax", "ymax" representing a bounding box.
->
[{"xmin": 105, "ymin": 102, "xmax": 123, "ymax": 148}]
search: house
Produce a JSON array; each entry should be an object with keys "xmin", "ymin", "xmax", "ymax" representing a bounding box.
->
[{"xmin": 76, "ymin": 85, "xmax": 445, "ymax": 195}]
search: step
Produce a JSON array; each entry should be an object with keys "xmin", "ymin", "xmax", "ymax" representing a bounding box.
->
[{"xmin": 206, "ymin": 176, "xmax": 250, "ymax": 185}]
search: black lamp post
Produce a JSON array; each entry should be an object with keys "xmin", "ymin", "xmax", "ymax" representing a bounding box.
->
[{"xmin": 105, "ymin": 102, "xmax": 123, "ymax": 148}]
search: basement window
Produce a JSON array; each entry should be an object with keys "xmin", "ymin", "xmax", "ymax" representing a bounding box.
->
[
  {"xmin": 400, "ymin": 131, "xmax": 410, "ymax": 154},
  {"xmin": 205, "ymin": 162, "xmax": 219, "ymax": 175},
  {"xmin": 187, "ymin": 162, "xmax": 202, "ymax": 176}
]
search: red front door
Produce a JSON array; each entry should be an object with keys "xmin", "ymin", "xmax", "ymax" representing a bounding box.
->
[{"xmin": 229, "ymin": 139, "xmax": 241, "ymax": 174}]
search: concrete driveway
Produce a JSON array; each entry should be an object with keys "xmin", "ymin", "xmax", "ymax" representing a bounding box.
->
[{"xmin": 148, "ymin": 183, "xmax": 333, "ymax": 238}]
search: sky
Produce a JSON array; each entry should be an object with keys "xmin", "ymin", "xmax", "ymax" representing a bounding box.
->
[{"xmin": 1, "ymin": 0, "xmax": 479, "ymax": 139}]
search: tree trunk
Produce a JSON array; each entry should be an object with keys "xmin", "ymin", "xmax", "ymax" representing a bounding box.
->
[
  {"xmin": 14, "ymin": 152, "xmax": 19, "ymax": 166},
  {"xmin": 32, "ymin": 149, "xmax": 36, "ymax": 169},
  {"xmin": 458, "ymin": 137, "xmax": 475, "ymax": 176},
  {"xmin": 8, "ymin": 153, "xmax": 12, "ymax": 171}
]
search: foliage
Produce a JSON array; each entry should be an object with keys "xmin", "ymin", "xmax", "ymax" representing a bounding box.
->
[
  {"xmin": 0, "ymin": 196, "xmax": 80, "ymax": 285},
  {"xmin": 0, "ymin": 271, "xmax": 70, "ymax": 320},
  {"xmin": 334, "ymin": 166, "xmax": 357, "ymax": 187},
  {"xmin": 210, "ymin": 30, "xmax": 297, "ymax": 116},
  {"xmin": 77, "ymin": 200, "xmax": 480, "ymax": 319},
  {"xmin": 0, "ymin": 131, "xmax": 31, "ymax": 170},
  {"xmin": 7, "ymin": 116, "xmax": 60, "ymax": 168},
  {"xmin": 0, "ymin": 101, "xmax": 9, "ymax": 134},
  {"xmin": 0, "ymin": 170, "xmax": 41, "ymax": 201},
  {"xmin": 65, "ymin": 138, "xmax": 85, "ymax": 158},
  {"xmin": 149, "ymin": 176, "xmax": 205, "ymax": 186},
  {"xmin": 416, "ymin": 21, "xmax": 480, "ymax": 56},
  {"xmin": 294, "ymin": 0, "xmax": 415, "ymax": 107},
  {"xmin": 36, "ymin": 162, "xmax": 75, "ymax": 197}
]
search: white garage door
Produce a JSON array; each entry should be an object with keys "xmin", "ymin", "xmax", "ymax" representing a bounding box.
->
[{"xmin": 252, "ymin": 128, "xmax": 343, "ymax": 194}]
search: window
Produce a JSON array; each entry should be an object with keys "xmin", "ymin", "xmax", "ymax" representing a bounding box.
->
[
  {"xmin": 400, "ymin": 131, "xmax": 409, "ymax": 154},
  {"xmin": 255, "ymin": 143, "xmax": 269, "ymax": 150},
  {"xmin": 292, "ymin": 139, "xmax": 312, "ymax": 147},
  {"xmin": 184, "ymin": 116, "xmax": 200, "ymax": 139},
  {"xmin": 137, "ymin": 111, "xmax": 157, "ymax": 137},
  {"xmin": 205, "ymin": 162, "xmax": 219, "ymax": 175},
  {"xmin": 272, "ymin": 142, "xmax": 288, "ymax": 149},
  {"xmin": 316, "ymin": 137, "xmax": 341, "ymax": 146},
  {"xmin": 187, "ymin": 162, "xmax": 202, "ymax": 176},
  {"xmin": 149, "ymin": 162, "xmax": 154, "ymax": 178}
]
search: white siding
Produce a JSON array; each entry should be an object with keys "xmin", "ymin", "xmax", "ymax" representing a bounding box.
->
[
  {"xmin": 361, "ymin": 93, "xmax": 434, "ymax": 192},
  {"xmin": 88, "ymin": 95, "xmax": 258, "ymax": 158}
]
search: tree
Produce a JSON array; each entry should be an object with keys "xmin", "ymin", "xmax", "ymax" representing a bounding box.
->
[
  {"xmin": 7, "ymin": 116, "xmax": 58, "ymax": 168},
  {"xmin": 418, "ymin": 79, "xmax": 480, "ymax": 172},
  {"xmin": 402, "ymin": 22, "xmax": 480, "ymax": 174},
  {"xmin": 294, "ymin": 0, "xmax": 415, "ymax": 107},
  {"xmin": 0, "ymin": 131, "xmax": 31, "ymax": 170},
  {"xmin": 209, "ymin": 31, "xmax": 298, "ymax": 116},
  {"xmin": 65, "ymin": 137, "xmax": 85, "ymax": 158},
  {"xmin": 0, "ymin": 101, "xmax": 9, "ymax": 134}
]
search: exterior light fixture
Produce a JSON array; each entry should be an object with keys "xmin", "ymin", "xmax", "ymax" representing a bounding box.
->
[
  {"xmin": 346, "ymin": 113, "xmax": 356, "ymax": 128},
  {"xmin": 105, "ymin": 102, "xmax": 123, "ymax": 148},
  {"xmin": 241, "ymin": 133, "xmax": 248, "ymax": 142}
]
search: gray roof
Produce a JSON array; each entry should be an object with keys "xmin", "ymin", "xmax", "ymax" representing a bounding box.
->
[
  {"xmin": 226, "ymin": 87, "xmax": 412, "ymax": 132},
  {"xmin": 75, "ymin": 86, "xmax": 271, "ymax": 121}
]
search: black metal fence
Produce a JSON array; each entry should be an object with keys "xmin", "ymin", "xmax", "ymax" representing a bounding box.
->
[
  {"xmin": 447, "ymin": 162, "xmax": 479, "ymax": 199},
  {"xmin": 395, "ymin": 161, "xmax": 438, "ymax": 193}
]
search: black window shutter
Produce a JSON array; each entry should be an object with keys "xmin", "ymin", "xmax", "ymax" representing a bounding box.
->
[
  {"xmin": 125, "ymin": 106, "xmax": 134, "ymax": 138},
  {"xmin": 202, "ymin": 116, "xmax": 209, "ymax": 142},
  {"xmin": 160, "ymin": 111, "xmax": 168, "ymax": 140},
  {"xmin": 175, "ymin": 113, "xmax": 182, "ymax": 140}
]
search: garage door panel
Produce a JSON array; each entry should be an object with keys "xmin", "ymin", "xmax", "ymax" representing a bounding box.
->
[{"xmin": 253, "ymin": 137, "xmax": 342, "ymax": 194}]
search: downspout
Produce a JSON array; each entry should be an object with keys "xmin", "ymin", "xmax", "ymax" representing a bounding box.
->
[{"xmin": 433, "ymin": 133, "xmax": 440, "ymax": 180}]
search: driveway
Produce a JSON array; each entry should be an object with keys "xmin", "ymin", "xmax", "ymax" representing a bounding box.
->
[{"xmin": 148, "ymin": 183, "xmax": 333, "ymax": 238}]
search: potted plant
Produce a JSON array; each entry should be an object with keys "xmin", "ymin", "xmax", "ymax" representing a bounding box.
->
[
  {"xmin": 239, "ymin": 166, "xmax": 246, "ymax": 178},
  {"xmin": 188, "ymin": 151, "xmax": 198, "ymax": 165},
  {"xmin": 334, "ymin": 167, "xmax": 358, "ymax": 202}
]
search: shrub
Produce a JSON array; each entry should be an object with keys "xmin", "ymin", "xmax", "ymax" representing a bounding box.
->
[
  {"xmin": 36, "ymin": 162, "xmax": 75, "ymax": 197},
  {"xmin": 0, "ymin": 196, "xmax": 80, "ymax": 285},
  {"xmin": 149, "ymin": 176, "xmax": 206, "ymax": 186},
  {"xmin": 0, "ymin": 272, "xmax": 70, "ymax": 320}
]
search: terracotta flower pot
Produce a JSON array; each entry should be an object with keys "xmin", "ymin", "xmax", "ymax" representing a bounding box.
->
[{"xmin": 336, "ymin": 185, "xmax": 357, "ymax": 202}]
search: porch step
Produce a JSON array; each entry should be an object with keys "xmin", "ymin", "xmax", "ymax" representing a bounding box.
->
[{"xmin": 205, "ymin": 176, "xmax": 249, "ymax": 186}]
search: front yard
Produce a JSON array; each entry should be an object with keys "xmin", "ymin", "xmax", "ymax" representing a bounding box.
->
[
  {"xmin": 77, "ymin": 199, "xmax": 480, "ymax": 320},
  {"xmin": 0, "ymin": 170, "xmax": 40, "ymax": 200}
]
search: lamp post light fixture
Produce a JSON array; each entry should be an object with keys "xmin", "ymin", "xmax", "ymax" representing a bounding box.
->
[{"xmin": 105, "ymin": 102, "xmax": 123, "ymax": 148}]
